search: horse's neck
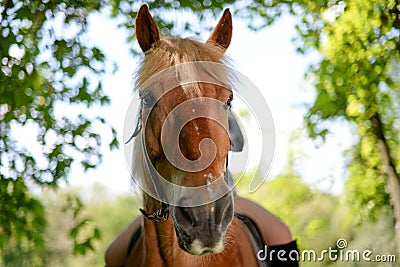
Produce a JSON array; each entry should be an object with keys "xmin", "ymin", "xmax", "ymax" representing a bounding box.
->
[
  {"xmin": 142, "ymin": 218, "xmax": 207, "ymax": 267},
  {"xmin": 141, "ymin": 197, "xmax": 186, "ymax": 266},
  {"xmin": 143, "ymin": 216, "xmax": 190, "ymax": 266}
]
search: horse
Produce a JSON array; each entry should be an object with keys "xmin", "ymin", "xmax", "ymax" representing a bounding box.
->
[{"xmin": 105, "ymin": 5, "xmax": 298, "ymax": 267}]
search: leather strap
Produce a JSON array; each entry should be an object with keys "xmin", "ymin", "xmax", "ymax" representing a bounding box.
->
[{"xmin": 235, "ymin": 213, "xmax": 270, "ymax": 267}]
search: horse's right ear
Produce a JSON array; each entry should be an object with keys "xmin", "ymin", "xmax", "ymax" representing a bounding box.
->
[{"xmin": 135, "ymin": 5, "xmax": 160, "ymax": 53}]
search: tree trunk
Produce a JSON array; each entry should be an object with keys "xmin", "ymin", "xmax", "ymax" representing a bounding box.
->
[{"xmin": 371, "ymin": 113, "xmax": 400, "ymax": 257}]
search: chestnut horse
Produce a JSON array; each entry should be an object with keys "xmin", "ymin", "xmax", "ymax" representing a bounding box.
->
[{"xmin": 105, "ymin": 5, "xmax": 298, "ymax": 267}]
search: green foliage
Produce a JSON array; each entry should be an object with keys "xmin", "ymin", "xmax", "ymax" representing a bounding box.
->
[
  {"xmin": 0, "ymin": 0, "xmax": 118, "ymax": 253},
  {"xmin": 345, "ymin": 139, "xmax": 391, "ymax": 222},
  {"xmin": 0, "ymin": 178, "xmax": 46, "ymax": 248},
  {"xmin": 2, "ymin": 0, "xmax": 399, "ymax": 261},
  {"xmin": 64, "ymin": 195, "xmax": 101, "ymax": 255},
  {"xmin": 109, "ymin": 0, "xmax": 238, "ymax": 56},
  {"xmin": 0, "ymin": 239, "xmax": 50, "ymax": 267},
  {"xmin": 296, "ymin": 0, "xmax": 400, "ymax": 223},
  {"xmin": 304, "ymin": 0, "xmax": 400, "ymax": 136},
  {"xmin": 47, "ymin": 186, "xmax": 140, "ymax": 267}
]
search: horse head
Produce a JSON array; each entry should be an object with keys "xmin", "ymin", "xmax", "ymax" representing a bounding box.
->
[{"xmin": 135, "ymin": 5, "xmax": 235, "ymax": 256}]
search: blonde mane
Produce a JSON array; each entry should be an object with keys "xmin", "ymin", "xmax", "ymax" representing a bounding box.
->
[{"xmin": 135, "ymin": 37, "xmax": 230, "ymax": 92}]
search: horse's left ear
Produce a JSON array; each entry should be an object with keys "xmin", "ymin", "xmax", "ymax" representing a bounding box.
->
[
  {"xmin": 207, "ymin": 9, "xmax": 232, "ymax": 50},
  {"xmin": 135, "ymin": 4, "xmax": 160, "ymax": 53}
]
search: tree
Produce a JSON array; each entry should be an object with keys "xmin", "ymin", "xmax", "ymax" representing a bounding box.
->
[
  {"xmin": 298, "ymin": 0, "xmax": 400, "ymax": 255},
  {"xmin": 0, "ymin": 0, "xmax": 118, "ymax": 253},
  {"xmin": 2, "ymin": 0, "xmax": 398, "ymax": 259}
]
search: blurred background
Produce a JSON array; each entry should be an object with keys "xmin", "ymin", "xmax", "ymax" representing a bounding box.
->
[{"xmin": 1, "ymin": 0, "xmax": 399, "ymax": 266}]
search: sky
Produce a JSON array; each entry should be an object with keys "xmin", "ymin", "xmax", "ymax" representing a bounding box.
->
[{"xmin": 66, "ymin": 9, "xmax": 355, "ymax": 197}]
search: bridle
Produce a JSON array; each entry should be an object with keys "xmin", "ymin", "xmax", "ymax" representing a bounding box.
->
[
  {"xmin": 126, "ymin": 98, "xmax": 244, "ymax": 223},
  {"xmin": 125, "ymin": 100, "xmax": 171, "ymax": 222}
]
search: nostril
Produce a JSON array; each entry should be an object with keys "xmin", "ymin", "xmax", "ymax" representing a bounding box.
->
[
  {"xmin": 178, "ymin": 207, "xmax": 196, "ymax": 226},
  {"xmin": 215, "ymin": 194, "xmax": 233, "ymax": 225}
]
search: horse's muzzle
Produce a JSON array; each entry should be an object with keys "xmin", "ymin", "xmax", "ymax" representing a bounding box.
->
[{"xmin": 172, "ymin": 192, "xmax": 234, "ymax": 255}]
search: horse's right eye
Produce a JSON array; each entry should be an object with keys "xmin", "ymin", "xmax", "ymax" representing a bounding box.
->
[{"xmin": 143, "ymin": 93, "xmax": 156, "ymax": 108}]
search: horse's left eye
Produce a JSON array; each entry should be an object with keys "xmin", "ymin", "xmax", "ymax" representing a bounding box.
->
[
  {"xmin": 223, "ymin": 96, "xmax": 232, "ymax": 111},
  {"xmin": 226, "ymin": 95, "xmax": 233, "ymax": 107}
]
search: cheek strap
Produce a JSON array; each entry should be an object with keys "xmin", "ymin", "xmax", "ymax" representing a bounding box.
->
[
  {"xmin": 125, "ymin": 102, "xmax": 143, "ymax": 144},
  {"xmin": 228, "ymin": 111, "xmax": 244, "ymax": 152}
]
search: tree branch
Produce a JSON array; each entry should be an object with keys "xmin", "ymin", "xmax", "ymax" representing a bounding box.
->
[{"xmin": 370, "ymin": 112, "xmax": 400, "ymax": 257}]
